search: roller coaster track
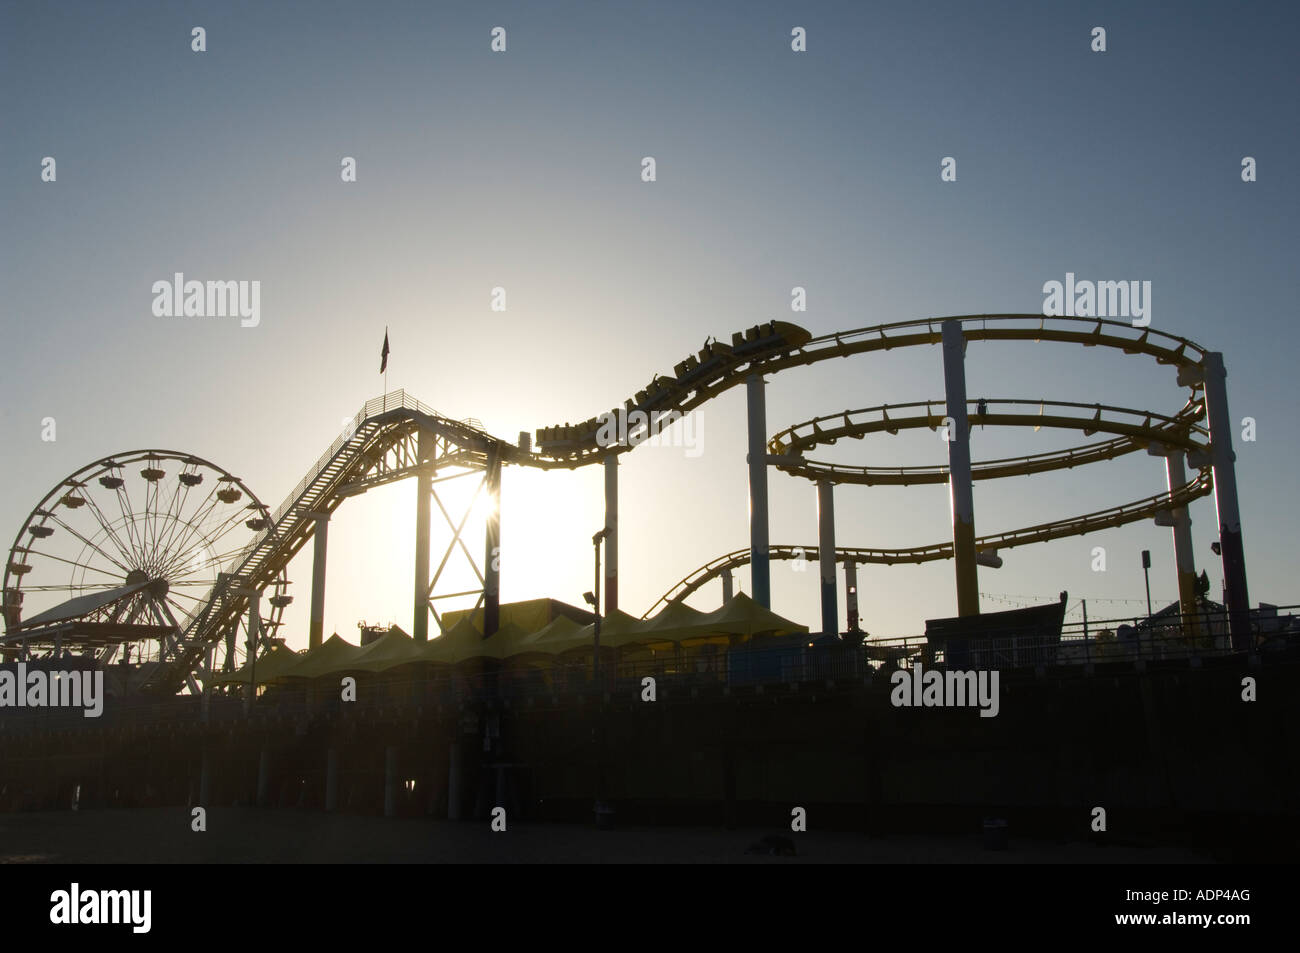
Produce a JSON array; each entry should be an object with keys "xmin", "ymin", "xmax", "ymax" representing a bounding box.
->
[
  {"xmin": 769, "ymin": 397, "xmax": 1209, "ymax": 485},
  {"xmin": 529, "ymin": 314, "xmax": 1208, "ymax": 465},
  {"xmin": 642, "ymin": 468, "xmax": 1214, "ymax": 617},
  {"xmin": 152, "ymin": 315, "xmax": 1213, "ymax": 690}
]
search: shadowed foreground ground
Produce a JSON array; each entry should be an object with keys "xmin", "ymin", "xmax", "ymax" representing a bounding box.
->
[{"xmin": 0, "ymin": 809, "xmax": 1211, "ymax": 863}]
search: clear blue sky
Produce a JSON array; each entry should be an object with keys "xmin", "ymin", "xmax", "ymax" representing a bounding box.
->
[{"xmin": 2, "ymin": 0, "xmax": 1297, "ymax": 646}]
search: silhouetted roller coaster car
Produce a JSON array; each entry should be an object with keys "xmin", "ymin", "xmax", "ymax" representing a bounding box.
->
[
  {"xmin": 536, "ymin": 322, "xmax": 812, "ymax": 452},
  {"xmin": 730, "ymin": 320, "xmax": 811, "ymax": 359}
]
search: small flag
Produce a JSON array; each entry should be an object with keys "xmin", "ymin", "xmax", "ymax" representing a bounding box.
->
[{"xmin": 380, "ymin": 329, "xmax": 390, "ymax": 374}]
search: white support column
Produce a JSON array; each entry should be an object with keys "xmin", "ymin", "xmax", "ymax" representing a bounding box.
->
[
  {"xmin": 1164, "ymin": 451, "xmax": 1199, "ymax": 634},
  {"xmin": 1202, "ymin": 352, "xmax": 1251, "ymax": 650},
  {"xmin": 746, "ymin": 374, "xmax": 771, "ymax": 608},
  {"xmin": 844, "ymin": 559, "xmax": 860, "ymax": 632},
  {"xmin": 483, "ymin": 444, "xmax": 502, "ymax": 637},
  {"xmin": 604, "ymin": 455, "xmax": 619, "ymax": 614},
  {"xmin": 308, "ymin": 511, "xmax": 329, "ymax": 650},
  {"xmin": 414, "ymin": 430, "xmax": 432, "ymax": 642},
  {"xmin": 817, "ymin": 481, "xmax": 837, "ymax": 636},
  {"xmin": 942, "ymin": 320, "xmax": 979, "ymax": 616}
]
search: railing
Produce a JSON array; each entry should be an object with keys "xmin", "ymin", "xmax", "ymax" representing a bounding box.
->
[
  {"xmin": 796, "ymin": 315, "xmax": 1210, "ymax": 367},
  {"xmin": 222, "ymin": 390, "xmax": 448, "ymax": 578}
]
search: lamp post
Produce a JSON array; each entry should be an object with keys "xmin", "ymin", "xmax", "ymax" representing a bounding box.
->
[
  {"xmin": 1141, "ymin": 549, "xmax": 1153, "ymax": 619},
  {"xmin": 585, "ymin": 529, "xmax": 609, "ymax": 679},
  {"xmin": 585, "ymin": 528, "xmax": 610, "ymax": 827}
]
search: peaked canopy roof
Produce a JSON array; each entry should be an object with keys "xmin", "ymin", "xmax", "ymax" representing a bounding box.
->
[
  {"xmin": 208, "ymin": 594, "xmax": 810, "ymax": 683},
  {"xmin": 637, "ymin": 601, "xmax": 727, "ymax": 647},
  {"xmin": 695, "ymin": 593, "xmax": 807, "ymax": 640},
  {"xmin": 426, "ymin": 619, "xmax": 531, "ymax": 664},
  {"xmin": 280, "ymin": 633, "xmax": 363, "ymax": 679},
  {"xmin": 512, "ymin": 615, "xmax": 588, "ymax": 656},
  {"xmin": 561, "ymin": 609, "xmax": 645, "ymax": 651},
  {"xmin": 351, "ymin": 627, "xmax": 429, "ymax": 673},
  {"xmin": 211, "ymin": 643, "xmax": 303, "ymax": 685}
]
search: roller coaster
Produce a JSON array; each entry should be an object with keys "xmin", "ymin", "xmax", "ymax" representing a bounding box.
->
[{"xmin": 2, "ymin": 314, "xmax": 1254, "ymax": 694}]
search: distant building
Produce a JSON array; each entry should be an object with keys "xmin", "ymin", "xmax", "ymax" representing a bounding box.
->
[
  {"xmin": 924, "ymin": 600, "xmax": 1067, "ymax": 669},
  {"xmin": 358, "ymin": 623, "xmax": 408, "ymax": 647}
]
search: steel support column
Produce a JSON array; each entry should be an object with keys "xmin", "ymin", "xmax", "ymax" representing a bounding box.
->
[
  {"xmin": 942, "ymin": 319, "xmax": 980, "ymax": 616},
  {"xmin": 413, "ymin": 430, "xmax": 432, "ymax": 642},
  {"xmin": 817, "ymin": 480, "xmax": 837, "ymax": 636},
  {"xmin": 721, "ymin": 568, "xmax": 734, "ymax": 604},
  {"xmin": 308, "ymin": 511, "xmax": 329, "ymax": 650},
  {"xmin": 244, "ymin": 590, "xmax": 261, "ymax": 715},
  {"xmin": 483, "ymin": 443, "xmax": 502, "ymax": 637},
  {"xmin": 604, "ymin": 454, "xmax": 618, "ymax": 614},
  {"xmin": 1203, "ymin": 352, "xmax": 1252, "ymax": 650},
  {"xmin": 844, "ymin": 559, "xmax": 860, "ymax": 632},
  {"xmin": 746, "ymin": 373, "xmax": 771, "ymax": 608},
  {"xmin": 1164, "ymin": 451, "xmax": 1200, "ymax": 635}
]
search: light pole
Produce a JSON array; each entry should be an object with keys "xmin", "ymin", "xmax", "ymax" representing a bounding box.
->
[
  {"xmin": 1141, "ymin": 549, "xmax": 1153, "ymax": 619},
  {"xmin": 585, "ymin": 528, "xmax": 609, "ymax": 679},
  {"xmin": 584, "ymin": 528, "xmax": 610, "ymax": 827}
]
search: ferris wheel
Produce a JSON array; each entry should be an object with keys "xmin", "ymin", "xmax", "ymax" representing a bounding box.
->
[{"xmin": 2, "ymin": 450, "xmax": 288, "ymax": 672}]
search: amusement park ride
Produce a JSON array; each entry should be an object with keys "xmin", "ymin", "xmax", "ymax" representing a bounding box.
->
[{"xmin": 1, "ymin": 315, "xmax": 1252, "ymax": 696}]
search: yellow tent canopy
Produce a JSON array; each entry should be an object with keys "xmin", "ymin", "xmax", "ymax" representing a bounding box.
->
[
  {"xmin": 570, "ymin": 609, "xmax": 645, "ymax": 651},
  {"xmin": 424, "ymin": 616, "xmax": 485, "ymax": 664},
  {"xmin": 696, "ymin": 593, "xmax": 807, "ymax": 640},
  {"xmin": 279, "ymin": 633, "xmax": 363, "ymax": 679},
  {"xmin": 638, "ymin": 601, "xmax": 728, "ymax": 647},
  {"xmin": 210, "ymin": 643, "xmax": 302, "ymax": 686},
  {"xmin": 426, "ymin": 618, "xmax": 531, "ymax": 664},
  {"xmin": 351, "ymin": 627, "xmax": 429, "ymax": 673},
  {"xmin": 512, "ymin": 615, "xmax": 588, "ymax": 656}
]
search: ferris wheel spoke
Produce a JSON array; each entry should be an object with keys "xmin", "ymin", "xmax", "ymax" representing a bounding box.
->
[
  {"xmin": 157, "ymin": 524, "xmax": 234, "ymax": 583},
  {"xmin": 140, "ymin": 475, "xmax": 163, "ymax": 567},
  {"xmin": 22, "ymin": 549, "xmax": 128, "ymax": 581},
  {"xmin": 157, "ymin": 492, "xmax": 239, "ymax": 579},
  {"xmin": 78, "ymin": 489, "xmax": 140, "ymax": 568},
  {"xmin": 42, "ymin": 513, "xmax": 133, "ymax": 576},
  {"xmin": 151, "ymin": 478, "xmax": 192, "ymax": 568},
  {"xmin": 158, "ymin": 480, "xmax": 218, "ymax": 571},
  {"xmin": 143, "ymin": 478, "xmax": 161, "ymax": 562},
  {"xmin": 159, "ymin": 486, "xmax": 218, "ymax": 569},
  {"xmin": 180, "ymin": 539, "xmax": 261, "ymax": 579},
  {"xmin": 170, "ymin": 508, "xmax": 261, "ymax": 579},
  {"xmin": 110, "ymin": 480, "xmax": 147, "ymax": 567}
]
